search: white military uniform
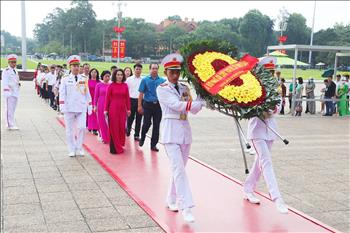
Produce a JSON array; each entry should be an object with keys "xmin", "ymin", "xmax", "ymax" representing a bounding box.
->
[
  {"xmin": 157, "ymin": 81, "xmax": 204, "ymax": 210},
  {"xmin": 2, "ymin": 55, "xmax": 20, "ymax": 129},
  {"xmin": 243, "ymin": 91, "xmax": 283, "ymax": 202},
  {"xmin": 59, "ymin": 72, "xmax": 92, "ymax": 154}
]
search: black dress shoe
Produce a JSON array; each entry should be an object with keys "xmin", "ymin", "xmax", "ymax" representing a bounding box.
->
[
  {"xmin": 139, "ymin": 138, "xmax": 145, "ymax": 147},
  {"xmin": 151, "ymin": 147, "xmax": 159, "ymax": 152},
  {"xmin": 93, "ymin": 130, "xmax": 98, "ymax": 136},
  {"xmin": 126, "ymin": 130, "xmax": 130, "ymax": 137},
  {"xmin": 134, "ymin": 136, "xmax": 140, "ymax": 141}
]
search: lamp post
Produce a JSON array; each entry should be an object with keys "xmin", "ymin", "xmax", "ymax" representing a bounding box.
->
[
  {"xmin": 278, "ymin": 8, "xmax": 288, "ymax": 37},
  {"xmin": 117, "ymin": 2, "xmax": 122, "ymax": 66},
  {"xmin": 113, "ymin": 1, "xmax": 126, "ymax": 66}
]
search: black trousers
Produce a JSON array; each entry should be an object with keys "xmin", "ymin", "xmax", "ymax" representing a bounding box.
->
[
  {"xmin": 325, "ymin": 98, "xmax": 334, "ymax": 116},
  {"xmin": 48, "ymin": 85, "xmax": 54, "ymax": 107},
  {"xmin": 140, "ymin": 101, "xmax": 162, "ymax": 148},
  {"xmin": 42, "ymin": 83, "xmax": 48, "ymax": 100},
  {"xmin": 280, "ymin": 105, "xmax": 285, "ymax": 114},
  {"xmin": 127, "ymin": 98, "xmax": 143, "ymax": 137}
]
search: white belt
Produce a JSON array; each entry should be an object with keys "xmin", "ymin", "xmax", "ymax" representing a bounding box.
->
[{"xmin": 163, "ymin": 113, "xmax": 188, "ymax": 121}]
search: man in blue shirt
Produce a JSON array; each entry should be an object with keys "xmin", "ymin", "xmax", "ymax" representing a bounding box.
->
[{"xmin": 138, "ymin": 63, "xmax": 166, "ymax": 151}]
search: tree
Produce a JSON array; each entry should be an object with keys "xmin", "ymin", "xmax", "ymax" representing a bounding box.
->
[
  {"xmin": 284, "ymin": 13, "xmax": 310, "ymax": 44},
  {"xmin": 158, "ymin": 25, "xmax": 187, "ymax": 55},
  {"xmin": 239, "ymin": 10, "xmax": 274, "ymax": 57},
  {"xmin": 218, "ymin": 18, "xmax": 240, "ymax": 34},
  {"xmin": 167, "ymin": 15, "xmax": 182, "ymax": 21},
  {"xmin": 67, "ymin": 0, "xmax": 97, "ymax": 53},
  {"xmin": 1, "ymin": 30, "xmax": 21, "ymax": 54},
  {"xmin": 313, "ymin": 23, "xmax": 350, "ymax": 65},
  {"xmin": 121, "ymin": 17, "xmax": 157, "ymax": 58}
]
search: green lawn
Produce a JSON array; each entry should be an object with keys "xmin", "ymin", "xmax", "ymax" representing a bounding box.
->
[
  {"xmin": 1, "ymin": 57, "xmax": 165, "ymax": 75},
  {"xmin": 2, "ymin": 57, "xmax": 348, "ymax": 80}
]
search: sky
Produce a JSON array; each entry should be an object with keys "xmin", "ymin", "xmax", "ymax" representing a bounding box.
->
[{"xmin": 1, "ymin": 1, "xmax": 350, "ymax": 39}]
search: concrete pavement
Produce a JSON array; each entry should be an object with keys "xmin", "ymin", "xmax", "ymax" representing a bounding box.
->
[{"xmin": 1, "ymin": 81, "xmax": 349, "ymax": 233}]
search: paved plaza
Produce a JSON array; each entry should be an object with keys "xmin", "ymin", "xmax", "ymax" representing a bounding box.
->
[{"xmin": 1, "ymin": 82, "xmax": 349, "ymax": 233}]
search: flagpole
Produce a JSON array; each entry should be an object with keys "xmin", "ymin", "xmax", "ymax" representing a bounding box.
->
[{"xmin": 308, "ymin": 0, "xmax": 316, "ymax": 66}]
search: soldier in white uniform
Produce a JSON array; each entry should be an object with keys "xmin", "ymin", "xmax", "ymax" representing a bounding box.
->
[
  {"xmin": 2, "ymin": 54, "xmax": 20, "ymax": 130},
  {"xmin": 156, "ymin": 53, "xmax": 205, "ymax": 223},
  {"xmin": 242, "ymin": 58, "xmax": 288, "ymax": 214},
  {"xmin": 59, "ymin": 55, "xmax": 92, "ymax": 157}
]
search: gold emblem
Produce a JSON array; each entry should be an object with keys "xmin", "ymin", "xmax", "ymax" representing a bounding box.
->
[{"xmin": 180, "ymin": 113, "xmax": 187, "ymax": 120}]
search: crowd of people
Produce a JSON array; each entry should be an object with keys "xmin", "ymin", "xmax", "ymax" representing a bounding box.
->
[
  {"xmin": 30, "ymin": 53, "xmax": 208, "ymax": 222},
  {"xmin": 275, "ymin": 71, "xmax": 350, "ymax": 117},
  {"xmin": 33, "ymin": 60, "xmax": 169, "ymax": 155},
  {"xmin": 3, "ymin": 53, "xmax": 307, "ymax": 223}
]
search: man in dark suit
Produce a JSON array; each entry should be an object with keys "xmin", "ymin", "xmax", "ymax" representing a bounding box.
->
[{"xmin": 324, "ymin": 76, "xmax": 336, "ymax": 116}]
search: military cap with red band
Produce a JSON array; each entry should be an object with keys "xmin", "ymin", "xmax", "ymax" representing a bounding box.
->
[{"xmin": 161, "ymin": 53, "xmax": 184, "ymax": 70}]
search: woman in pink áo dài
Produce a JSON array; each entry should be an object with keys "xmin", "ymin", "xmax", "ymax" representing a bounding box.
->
[
  {"xmin": 87, "ymin": 68, "xmax": 100, "ymax": 135},
  {"xmin": 94, "ymin": 70, "xmax": 111, "ymax": 144}
]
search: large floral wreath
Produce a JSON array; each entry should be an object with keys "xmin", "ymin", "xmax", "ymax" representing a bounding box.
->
[{"xmin": 180, "ymin": 40, "xmax": 280, "ymax": 120}]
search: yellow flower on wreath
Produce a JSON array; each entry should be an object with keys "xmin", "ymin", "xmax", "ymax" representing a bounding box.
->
[
  {"xmin": 219, "ymin": 72, "xmax": 263, "ymax": 103},
  {"xmin": 191, "ymin": 51, "xmax": 263, "ymax": 104}
]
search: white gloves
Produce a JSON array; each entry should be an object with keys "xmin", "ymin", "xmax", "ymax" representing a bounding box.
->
[{"xmin": 195, "ymin": 94, "xmax": 206, "ymax": 106}]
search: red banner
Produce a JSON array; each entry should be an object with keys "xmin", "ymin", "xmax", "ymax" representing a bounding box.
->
[
  {"xmin": 114, "ymin": 26, "xmax": 126, "ymax": 33},
  {"xmin": 202, "ymin": 54, "xmax": 258, "ymax": 95},
  {"xmin": 111, "ymin": 40, "xmax": 126, "ymax": 58},
  {"xmin": 278, "ymin": 35, "xmax": 288, "ymax": 43}
]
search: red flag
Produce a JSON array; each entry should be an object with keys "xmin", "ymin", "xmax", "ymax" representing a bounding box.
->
[{"xmin": 111, "ymin": 40, "xmax": 126, "ymax": 58}]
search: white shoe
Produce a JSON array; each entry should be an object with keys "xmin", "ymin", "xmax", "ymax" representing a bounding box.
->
[
  {"xmin": 167, "ymin": 203, "xmax": 179, "ymax": 212},
  {"xmin": 248, "ymin": 149, "xmax": 256, "ymax": 155},
  {"xmin": 244, "ymin": 192, "xmax": 260, "ymax": 204},
  {"xmin": 275, "ymin": 198, "xmax": 288, "ymax": 214},
  {"xmin": 244, "ymin": 148, "xmax": 256, "ymax": 155},
  {"xmin": 76, "ymin": 150, "xmax": 85, "ymax": 156},
  {"xmin": 68, "ymin": 152, "xmax": 75, "ymax": 157},
  {"xmin": 9, "ymin": 126, "xmax": 19, "ymax": 130},
  {"xmin": 97, "ymin": 136, "xmax": 102, "ymax": 142},
  {"xmin": 181, "ymin": 208, "xmax": 195, "ymax": 223}
]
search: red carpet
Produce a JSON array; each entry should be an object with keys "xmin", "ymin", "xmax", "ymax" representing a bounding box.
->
[{"xmin": 57, "ymin": 118, "xmax": 338, "ymax": 233}]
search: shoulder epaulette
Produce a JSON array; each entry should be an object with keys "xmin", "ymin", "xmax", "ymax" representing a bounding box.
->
[
  {"xmin": 160, "ymin": 83, "xmax": 169, "ymax": 87},
  {"xmin": 62, "ymin": 74, "xmax": 69, "ymax": 79}
]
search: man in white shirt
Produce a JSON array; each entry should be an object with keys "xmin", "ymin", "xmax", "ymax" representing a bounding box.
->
[
  {"xmin": 125, "ymin": 63, "xmax": 144, "ymax": 140},
  {"xmin": 46, "ymin": 65, "xmax": 58, "ymax": 108}
]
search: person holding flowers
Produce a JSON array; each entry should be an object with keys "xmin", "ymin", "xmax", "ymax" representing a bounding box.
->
[
  {"xmin": 242, "ymin": 58, "xmax": 289, "ymax": 214},
  {"xmin": 157, "ymin": 53, "xmax": 205, "ymax": 223}
]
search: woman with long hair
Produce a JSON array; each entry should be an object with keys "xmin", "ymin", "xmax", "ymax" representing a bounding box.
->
[
  {"xmin": 104, "ymin": 69, "xmax": 131, "ymax": 154},
  {"xmin": 87, "ymin": 68, "xmax": 100, "ymax": 135},
  {"xmin": 124, "ymin": 67, "xmax": 133, "ymax": 79}
]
